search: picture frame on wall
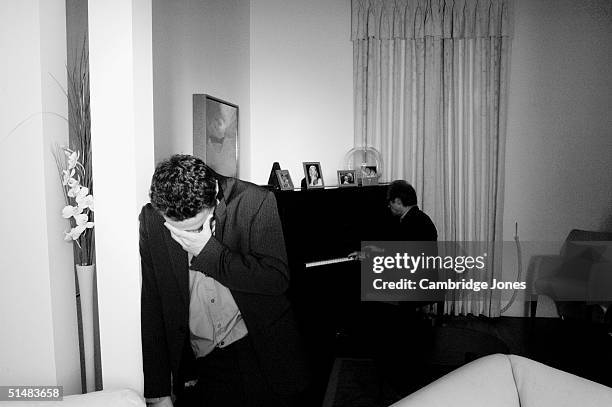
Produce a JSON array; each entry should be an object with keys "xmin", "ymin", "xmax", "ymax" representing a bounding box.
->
[
  {"xmin": 193, "ymin": 94, "xmax": 239, "ymax": 177},
  {"xmin": 337, "ymin": 170, "xmax": 356, "ymax": 187},
  {"xmin": 303, "ymin": 162, "xmax": 324, "ymax": 189},
  {"xmin": 275, "ymin": 169, "xmax": 294, "ymax": 191}
]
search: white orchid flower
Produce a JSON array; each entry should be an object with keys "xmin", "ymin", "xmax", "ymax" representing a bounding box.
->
[
  {"xmin": 74, "ymin": 214, "xmax": 94, "ymax": 228},
  {"xmin": 76, "ymin": 187, "xmax": 89, "ymax": 199},
  {"xmin": 74, "ymin": 187, "xmax": 91, "ymax": 209},
  {"xmin": 67, "ymin": 150, "xmax": 79, "ymax": 170},
  {"xmin": 63, "ymin": 219, "xmax": 94, "ymax": 243},
  {"xmin": 62, "ymin": 169, "xmax": 75, "ymax": 186},
  {"xmin": 62, "ymin": 205, "xmax": 83, "ymax": 219},
  {"xmin": 74, "ymin": 213, "xmax": 89, "ymax": 226},
  {"xmin": 67, "ymin": 183, "xmax": 81, "ymax": 198},
  {"xmin": 77, "ymin": 194, "xmax": 94, "ymax": 211},
  {"xmin": 73, "ymin": 225, "xmax": 86, "ymax": 239},
  {"xmin": 64, "ymin": 224, "xmax": 86, "ymax": 241}
]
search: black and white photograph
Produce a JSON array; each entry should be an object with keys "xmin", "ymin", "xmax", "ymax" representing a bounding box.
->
[
  {"xmin": 276, "ymin": 169, "xmax": 295, "ymax": 190},
  {"xmin": 2, "ymin": 1, "xmax": 612, "ymax": 407},
  {"xmin": 362, "ymin": 165, "xmax": 377, "ymax": 178},
  {"xmin": 337, "ymin": 170, "xmax": 356, "ymax": 187},
  {"xmin": 303, "ymin": 161, "xmax": 324, "ymax": 189}
]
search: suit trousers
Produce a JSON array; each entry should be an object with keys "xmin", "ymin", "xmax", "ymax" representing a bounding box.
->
[{"xmin": 177, "ymin": 336, "xmax": 295, "ymax": 407}]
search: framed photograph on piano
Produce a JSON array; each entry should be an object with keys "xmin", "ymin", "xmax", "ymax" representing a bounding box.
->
[
  {"xmin": 275, "ymin": 169, "xmax": 294, "ymax": 191},
  {"xmin": 302, "ymin": 162, "xmax": 324, "ymax": 189},
  {"xmin": 361, "ymin": 164, "xmax": 378, "ymax": 186},
  {"xmin": 337, "ymin": 170, "xmax": 356, "ymax": 187}
]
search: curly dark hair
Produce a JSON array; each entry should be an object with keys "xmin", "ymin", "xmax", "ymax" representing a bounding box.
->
[
  {"xmin": 150, "ymin": 154, "xmax": 218, "ymax": 221},
  {"xmin": 387, "ymin": 180, "xmax": 417, "ymax": 206}
]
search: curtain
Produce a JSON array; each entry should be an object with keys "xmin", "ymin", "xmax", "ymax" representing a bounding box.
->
[{"xmin": 352, "ymin": 0, "xmax": 513, "ymax": 317}]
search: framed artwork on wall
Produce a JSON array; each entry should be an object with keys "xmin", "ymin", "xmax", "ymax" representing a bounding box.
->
[
  {"xmin": 275, "ymin": 169, "xmax": 294, "ymax": 191},
  {"xmin": 337, "ymin": 170, "xmax": 356, "ymax": 187},
  {"xmin": 193, "ymin": 94, "xmax": 239, "ymax": 177},
  {"xmin": 303, "ymin": 162, "xmax": 324, "ymax": 189}
]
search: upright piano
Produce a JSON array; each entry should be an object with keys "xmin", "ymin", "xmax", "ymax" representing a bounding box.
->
[{"xmin": 272, "ymin": 184, "xmax": 393, "ymax": 401}]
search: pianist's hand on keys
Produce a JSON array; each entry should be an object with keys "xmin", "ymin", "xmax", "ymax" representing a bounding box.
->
[{"xmin": 347, "ymin": 245, "xmax": 384, "ymax": 261}]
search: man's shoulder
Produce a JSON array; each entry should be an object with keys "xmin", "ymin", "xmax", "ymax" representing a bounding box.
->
[
  {"xmin": 403, "ymin": 207, "xmax": 437, "ymax": 234},
  {"xmin": 415, "ymin": 208, "xmax": 438, "ymax": 239},
  {"xmin": 226, "ymin": 178, "xmax": 272, "ymax": 204},
  {"xmin": 418, "ymin": 208, "xmax": 434, "ymax": 221},
  {"xmin": 139, "ymin": 203, "xmax": 162, "ymax": 224},
  {"xmin": 140, "ymin": 202, "xmax": 155, "ymax": 216}
]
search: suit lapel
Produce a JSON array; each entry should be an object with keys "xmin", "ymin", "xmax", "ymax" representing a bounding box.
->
[
  {"xmin": 214, "ymin": 177, "xmax": 234, "ymax": 242},
  {"xmin": 214, "ymin": 200, "xmax": 226, "ymax": 241},
  {"xmin": 161, "ymin": 225, "xmax": 189, "ymax": 308}
]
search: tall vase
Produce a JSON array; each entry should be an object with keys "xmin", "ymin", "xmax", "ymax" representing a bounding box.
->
[{"xmin": 76, "ymin": 264, "xmax": 96, "ymax": 393}]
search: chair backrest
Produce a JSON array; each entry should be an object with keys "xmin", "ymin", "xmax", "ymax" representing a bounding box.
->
[{"xmin": 560, "ymin": 229, "xmax": 612, "ymax": 256}]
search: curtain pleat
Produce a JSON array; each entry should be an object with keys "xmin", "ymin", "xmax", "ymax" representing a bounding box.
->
[
  {"xmin": 352, "ymin": 0, "xmax": 512, "ymax": 317},
  {"xmin": 352, "ymin": 0, "xmax": 512, "ymax": 41}
]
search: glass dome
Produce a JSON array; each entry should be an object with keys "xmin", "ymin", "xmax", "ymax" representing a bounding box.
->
[{"xmin": 344, "ymin": 146, "xmax": 383, "ymax": 182}]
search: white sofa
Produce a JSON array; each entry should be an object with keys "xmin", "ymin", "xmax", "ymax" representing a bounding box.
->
[
  {"xmin": 392, "ymin": 354, "xmax": 612, "ymax": 407},
  {"xmin": 3, "ymin": 389, "xmax": 145, "ymax": 407}
]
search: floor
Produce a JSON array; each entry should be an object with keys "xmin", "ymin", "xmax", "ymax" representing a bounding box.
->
[{"xmin": 321, "ymin": 314, "xmax": 612, "ymax": 407}]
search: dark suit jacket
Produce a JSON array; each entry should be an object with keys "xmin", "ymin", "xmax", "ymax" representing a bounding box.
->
[
  {"xmin": 394, "ymin": 206, "xmax": 439, "ymax": 304},
  {"xmin": 140, "ymin": 177, "xmax": 309, "ymax": 400},
  {"xmin": 394, "ymin": 206, "xmax": 438, "ymax": 242}
]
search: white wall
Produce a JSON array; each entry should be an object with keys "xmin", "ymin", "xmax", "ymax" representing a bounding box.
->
[
  {"xmin": 41, "ymin": 0, "xmax": 82, "ymax": 394},
  {"xmin": 152, "ymin": 0, "xmax": 251, "ymax": 177},
  {"xmin": 0, "ymin": 0, "xmax": 79, "ymax": 392},
  {"xmin": 250, "ymin": 0, "xmax": 354, "ymax": 184},
  {"xmin": 153, "ymin": 0, "xmax": 353, "ymax": 185},
  {"xmin": 501, "ymin": 0, "xmax": 612, "ymax": 316},
  {"xmin": 87, "ymin": 0, "xmax": 153, "ymax": 393}
]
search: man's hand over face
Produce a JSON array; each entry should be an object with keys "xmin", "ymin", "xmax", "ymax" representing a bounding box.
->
[{"xmin": 164, "ymin": 214, "xmax": 213, "ymax": 257}]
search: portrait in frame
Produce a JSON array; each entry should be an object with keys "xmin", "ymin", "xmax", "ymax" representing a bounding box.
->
[
  {"xmin": 361, "ymin": 164, "xmax": 378, "ymax": 186},
  {"xmin": 303, "ymin": 162, "xmax": 324, "ymax": 189},
  {"xmin": 193, "ymin": 94, "xmax": 239, "ymax": 177},
  {"xmin": 275, "ymin": 169, "xmax": 294, "ymax": 191},
  {"xmin": 337, "ymin": 170, "xmax": 356, "ymax": 187}
]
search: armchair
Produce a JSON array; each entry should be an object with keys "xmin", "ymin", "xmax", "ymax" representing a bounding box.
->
[{"xmin": 528, "ymin": 229, "xmax": 612, "ymax": 319}]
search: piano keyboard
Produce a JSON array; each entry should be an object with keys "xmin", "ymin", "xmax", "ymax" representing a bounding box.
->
[{"xmin": 305, "ymin": 256, "xmax": 356, "ymax": 269}]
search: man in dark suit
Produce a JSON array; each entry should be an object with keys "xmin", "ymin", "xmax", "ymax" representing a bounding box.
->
[
  {"xmin": 140, "ymin": 155, "xmax": 309, "ymax": 407},
  {"xmin": 369, "ymin": 180, "xmax": 438, "ymax": 396},
  {"xmin": 387, "ymin": 180, "xmax": 437, "ymax": 242}
]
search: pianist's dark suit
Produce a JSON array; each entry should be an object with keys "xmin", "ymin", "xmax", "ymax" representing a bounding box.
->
[
  {"xmin": 139, "ymin": 177, "xmax": 310, "ymax": 403},
  {"xmin": 376, "ymin": 204, "xmax": 438, "ymax": 395},
  {"xmin": 393, "ymin": 205, "xmax": 438, "ymax": 242}
]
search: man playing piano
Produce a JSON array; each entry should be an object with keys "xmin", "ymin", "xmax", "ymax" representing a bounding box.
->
[
  {"xmin": 361, "ymin": 180, "xmax": 438, "ymax": 397},
  {"xmin": 386, "ymin": 180, "xmax": 437, "ymax": 242},
  {"xmin": 351, "ymin": 180, "xmax": 437, "ymax": 258},
  {"xmin": 139, "ymin": 154, "xmax": 309, "ymax": 407}
]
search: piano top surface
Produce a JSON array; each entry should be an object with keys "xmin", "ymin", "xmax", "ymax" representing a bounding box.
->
[{"xmin": 272, "ymin": 185, "xmax": 393, "ymax": 267}]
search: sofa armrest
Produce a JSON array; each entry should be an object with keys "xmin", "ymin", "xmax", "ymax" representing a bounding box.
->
[
  {"xmin": 26, "ymin": 389, "xmax": 145, "ymax": 406},
  {"xmin": 390, "ymin": 354, "xmax": 519, "ymax": 407},
  {"xmin": 508, "ymin": 354, "xmax": 612, "ymax": 407},
  {"xmin": 392, "ymin": 354, "xmax": 612, "ymax": 407}
]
